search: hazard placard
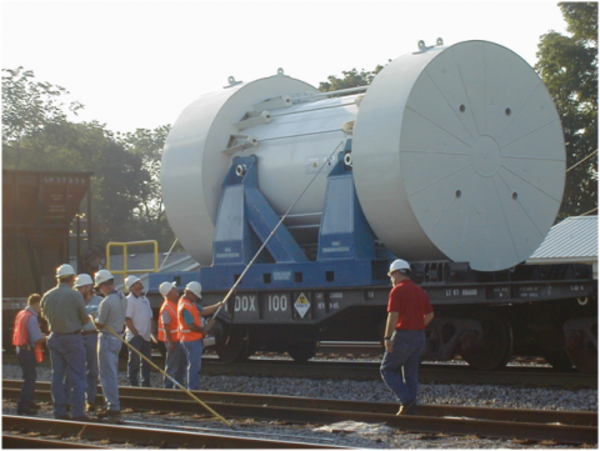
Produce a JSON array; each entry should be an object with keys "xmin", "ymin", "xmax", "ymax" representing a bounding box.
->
[{"xmin": 294, "ymin": 293, "xmax": 310, "ymax": 319}]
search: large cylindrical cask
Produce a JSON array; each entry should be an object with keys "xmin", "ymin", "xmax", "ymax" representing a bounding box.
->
[{"xmin": 161, "ymin": 41, "xmax": 565, "ymax": 271}]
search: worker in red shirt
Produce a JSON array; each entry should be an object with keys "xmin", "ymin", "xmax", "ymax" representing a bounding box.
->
[
  {"xmin": 380, "ymin": 259, "xmax": 434, "ymax": 415},
  {"xmin": 12, "ymin": 293, "xmax": 46, "ymax": 416}
]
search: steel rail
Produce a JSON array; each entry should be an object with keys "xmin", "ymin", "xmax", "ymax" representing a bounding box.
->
[
  {"xmin": 3, "ymin": 381, "xmax": 595, "ymax": 427},
  {"xmin": 2, "ymin": 434, "xmax": 108, "ymax": 448},
  {"xmin": 125, "ymin": 388, "xmax": 600, "ymax": 426},
  {"xmin": 121, "ymin": 392, "xmax": 598, "ymax": 429},
  {"xmin": 2, "ymin": 352, "xmax": 597, "ymax": 387},
  {"xmin": 2, "ymin": 415, "xmax": 345, "ymax": 449},
  {"xmin": 199, "ymin": 359, "xmax": 598, "ymax": 388},
  {"xmin": 3, "ymin": 386, "xmax": 596, "ymax": 444}
]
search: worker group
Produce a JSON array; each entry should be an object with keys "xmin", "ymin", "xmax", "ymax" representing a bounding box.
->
[{"xmin": 12, "ymin": 264, "xmax": 225, "ymax": 423}]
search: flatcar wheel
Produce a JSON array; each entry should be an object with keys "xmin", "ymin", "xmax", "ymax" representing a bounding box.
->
[
  {"xmin": 287, "ymin": 341, "xmax": 318, "ymax": 363},
  {"xmin": 564, "ymin": 317, "xmax": 597, "ymax": 373},
  {"xmin": 214, "ymin": 324, "xmax": 249, "ymax": 363},
  {"xmin": 461, "ymin": 310, "xmax": 513, "ymax": 371},
  {"xmin": 542, "ymin": 349, "xmax": 573, "ymax": 371}
]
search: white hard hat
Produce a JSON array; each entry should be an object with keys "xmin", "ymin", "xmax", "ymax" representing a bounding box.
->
[
  {"xmin": 74, "ymin": 273, "xmax": 94, "ymax": 288},
  {"xmin": 94, "ymin": 269, "xmax": 114, "ymax": 287},
  {"xmin": 185, "ymin": 281, "xmax": 202, "ymax": 298},
  {"xmin": 124, "ymin": 275, "xmax": 142, "ymax": 291},
  {"xmin": 159, "ymin": 281, "xmax": 177, "ymax": 297},
  {"xmin": 388, "ymin": 259, "xmax": 411, "ymax": 275},
  {"xmin": 56, "ymin": 264, "xmax": 76, "ymax": 278}
]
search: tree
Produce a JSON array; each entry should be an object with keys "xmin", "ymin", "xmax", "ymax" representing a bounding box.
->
[
  {"xmin": 119, "ymin": 126, "xmax": 178, "ymax": 250},
  {"xmin": 2, "ymin": 67, "xmax": 84, "ymax": 169},
  {"xmin": 535, "ymin": 2, "xmax": 598, "ymax": 218},
  {"xmin": 319, "ymin": 65, "xmax": 385, "ymax": 92}
]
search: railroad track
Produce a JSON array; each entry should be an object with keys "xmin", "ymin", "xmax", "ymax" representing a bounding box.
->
[
  {"xmin": 3, "ymin": 354, "xmax": 595, "ymax": 388},
  {"xmin": 2, "ymin": 415, "xmax": 341, "ymax": 448},
  {"xmin": 2, "ymin": 433, "xmax": 108, "ymax": 448},
  {"xmin": 201, "ymin": 359, "xmax": 598, "ymax": 388},
  {"xmin": 3, "ymin": 381, "xmax": 597, "ymax": 445}
]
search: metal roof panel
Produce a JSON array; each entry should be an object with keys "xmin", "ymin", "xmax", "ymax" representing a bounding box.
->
[{"xmin": 527, "ymin": 216, "xmax": 598, "ymax": 264}]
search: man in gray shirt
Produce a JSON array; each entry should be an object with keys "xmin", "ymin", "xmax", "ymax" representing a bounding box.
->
[
  {"xmin": 40, "ymin": 264, "xmax": 89, "ymax": 421},
  {"xmin": 92, "ymin": 269, "xmax": 127, "ymax": 423}
]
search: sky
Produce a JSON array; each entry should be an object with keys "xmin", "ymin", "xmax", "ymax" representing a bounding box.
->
[{"xmin": 2, "ymin": 1, "xmax": 569, "ymax": 135}]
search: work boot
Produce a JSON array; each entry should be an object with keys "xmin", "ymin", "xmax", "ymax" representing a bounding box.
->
[
  {"xmin": 104, "ymin": 410, "xmax": 124, "ymax": 424},
  {"xmin": 396, "ymin": 399, "xmax": 417, "ymax": 416},
  {"xmin": 96, "ymin": 407, "xmax": 109, "ymax": 419},
  {"xmin": 97, "ymin": 408, "xmax": 121, "ymax": 418}
]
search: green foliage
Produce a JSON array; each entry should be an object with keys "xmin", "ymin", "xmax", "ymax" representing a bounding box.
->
[
  {"xmin": 561, "ymin": 1, "xmax": 598, "ymax": 42},
  {"xmin": 2, "ymin": 67, "xmax": 83, "ymax": 148},
  {"xmin": 535, "ymin": 2, "xmax": 598, "ymax": 218},
  {"xmin": 318, "ymin": 65, "xmax": 385, "ymax": 92},
  {"xmin": 118, "ymin": 126, "xmax": 178, "ymax": 250}
]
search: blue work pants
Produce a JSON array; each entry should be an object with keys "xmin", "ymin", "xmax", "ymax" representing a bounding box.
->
[
  {"xmin": 127, "ymin": 335, "xmax": 152, "ymax": 387},
  {"xmin": 380, "ymin": 329, "xmax": 425, "ymax": 406},
  {"xmin": 164, "ymin": 341, "xmax": 186, "ymax": 388},
  {"xmin": 47, "ymin": 332, "xmax": 86, "ymax": 418},
  {"xmin": 83, "ymin": 332, "xmax": 99, "ymax": 403},
  {"xmin": 17, "ymin": 348, "xmax": 37, "ymax": 412},
  {"xmin": 182, "ymin": 339, "xmax": 203, "ymax": 390},
  {"xmin": 98, "ymin": 333, "xmax": 122, "ymax": 412},
  {"xmin": 66, "ymin": 332, "xmax": 99, "ymax": 406}
]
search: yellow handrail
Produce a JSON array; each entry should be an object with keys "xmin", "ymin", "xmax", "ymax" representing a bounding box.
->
[{"xmin": 105, "ymin": 240, "xmax": 159, "ymax": 279}]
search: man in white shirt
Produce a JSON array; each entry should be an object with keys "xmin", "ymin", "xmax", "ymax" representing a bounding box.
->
[{"xmin": 124, "ymin": 276, "xmax": 155, "ymax": 387}]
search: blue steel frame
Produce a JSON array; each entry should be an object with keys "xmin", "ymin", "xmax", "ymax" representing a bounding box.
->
[
  {"xmin": 194, "ymin": 149, "xmax": 391, "ymax": 291},
  {"xmin": 149, "ymin": 147, "xmax": 393, "ymax": 293}
]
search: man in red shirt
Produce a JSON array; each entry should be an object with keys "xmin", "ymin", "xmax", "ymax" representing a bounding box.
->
[{"xmin": 380, "ymin": 259, "xmax": 434, "ymax": 415}]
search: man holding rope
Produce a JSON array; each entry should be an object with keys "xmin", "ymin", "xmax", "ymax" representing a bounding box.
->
[
  {"xmin": 92, "ymin": 270, "xmax": 127, "ymax": 423},
  {"xmin": 178, "ymin": 282, "xmax": 225, "ymax": 390}
]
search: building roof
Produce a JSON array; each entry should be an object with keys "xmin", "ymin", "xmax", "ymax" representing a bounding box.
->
[{"xmin": 527, "ymin": 215, "xmax": 598, "ymax": 265}]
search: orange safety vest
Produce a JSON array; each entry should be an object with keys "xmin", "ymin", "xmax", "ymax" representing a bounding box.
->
[
  {"xmin": 12, "ymin": 308, "xmax": 44, "ymax": 363},
  {"xmin": 157, "ymin": 300, "xmax": 180, "ymax": 342},
  {"xmin": 177, "ymin": 297, "xmax": 204, "ymax": 342},
  {"xmin": 13, "ymin": 309, "xmax": 34, "ymax": 347}
]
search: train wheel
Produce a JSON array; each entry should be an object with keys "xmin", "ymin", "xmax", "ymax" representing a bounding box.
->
[
  {"xmin": 461, "ymin": 310, "xmax": 513, "ymax": 371},
  {"xmin": 287, "ymin": 341, "xmax": 318, "ymax": 363},
  {"xmin": 214, "ymin": 324, "xmax": 250, "ymax": 363},
  {"xmin": 542, "ymin": 349, "xmax": 573, "ymax": 371},
  {"xmin": 564, "ymin": 317, "xmax": 597, "ymax": 373}
]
